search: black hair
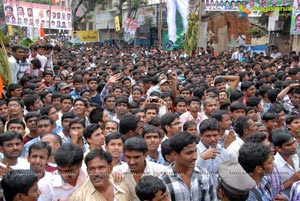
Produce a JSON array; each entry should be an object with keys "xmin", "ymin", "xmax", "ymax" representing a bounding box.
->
[
  {"xmin": 105, "ymin": 132, "xmax": 125, "ymax": 145},
  {"xmin": 199, "ymin": 118, "xmax": 219, "ymax": 134},
  {"xmin": 83, "ymin": 124, "xmax": 102, "ymax": 141},
  {"xmin": 212, "ymin": 110, "xmax": 229, "ymax": 121},
  {"xmin": 119, "ymin": 114, "xmax": 140, "ymax": 135},
  {"xmin": 233, "ymin": 115, "xmax": 250, "ymax": 137},
  {"xmin": 89, "ymin": 107, "xmax": 104, "ymax": 124},
  {"xmin": 141, "ymin": 125, "xmax": 161, "ymax": 138},
  {"xmin": 2, "ymin": 170, "xmax": 38, "ymax": 201},
  {"xmin": 245, "ymin": 132, "xmax": 267, "ymax": 143},
  {"xmin": 238, "ymin": 143, "xmax": 270, "ymax": 173},
  {"xmin": 169, "ymin": 131, "xmax": 196, "ymax": 154},
  {"xmin": 85, "ymin": 149, "xmax": 112, "ymax": 166},
  {"xmin": 135, "ymin": 175, "xmax": 167, "ymax": 201},
  {"xmin": 54, "ymin": 143, "xmax": 83, "ymax": 167},
  {"xmin": 160, "ymin": 113, "xmax": 179, "ymax": 133},
  {"xmin": 0, "ymin": 131, "xmax": 23, "ymax": 146},
  {"xmin": 28, "ymin": 141, "xmax": 51, "ymax": 158},
  {"xmin": 271, "ymin": 130, "xmax": 293, "ymax": 147},
  {"xmin": 124, "ymin": 136, "xmax": 148, "ymax": 153}
]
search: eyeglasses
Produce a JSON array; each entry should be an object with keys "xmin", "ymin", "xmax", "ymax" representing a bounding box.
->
[
  {"xmin": 171, "ymin": 122, "xmax": 181, "ymax": 126},
  {"xmin": 8, "ymin": 104, "xmax": 21, "ymax": 108}
]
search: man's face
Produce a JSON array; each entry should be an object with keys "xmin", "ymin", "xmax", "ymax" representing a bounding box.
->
[
  {"xmin": 115, "ymin": 103, "xmax": 128, "ymax": 116},
  {"xmin": 125, "ymin": 150, "xmax": 146, "ymax": 173},
  {"xmin": 11, "ymin": 88, "xmax": 22, "ymax": 98},
  {"xmin": 52, "ymin": 98, "xmax": 61, "ymax": 111},
  {"xmin": 44, "ymin": 75, "xmax": 53, "ymax": 83},
  {"xmin": 0, "ymin": 104, "xmax": 8, "ymax": 118},
  {"xmin": 105, "ymin": 97, "xmax": 115, "ymax": 110},
  {"xmin": 188, "ymin": 101, "xmax": 200, "ymax": 113},
  {"xmin": 37, "ymin": 120, "xmax": 53, "ymax": 136},
  {"xmin": 175, "ymin": 101, "xmax": 187, "ymax": 115},
  {"xmin": 145, "ymin": 109, "xmax": 157, "ymax": 123},
  {"xmin": 219, "ymin": 114, "xmax": 232, "ymax": 130},
  {"xmin": 231, "ymin": 109, "xmax": 246, "ymax": 121},
  {"xmin": 1, "ymin": 138, "xmax": 23, "ymax": 159},
  {"xmin": 8, "ymin": 101, "xmax": 23, "ymax": 118},
  {"xmin": 144, "ymin": 132, "xmax": 161, "ymax": 152},
  {"xmin": 166, "ymin": 118, "xmax": 182, "ymax": 136},
  {"xmin": 291, "ymin": 93, "xmax": 300, "ymax": 108},
  {"xmin": 106, "ymin": 138, "xmax": 123, "ymax": 159},
  {"xmin": 287, "ymin": 118, "xmax": 300, "ymax": 134},
  {"xmin": 132, "ymin": 90, "xmax": 141, "ymax": 102},
  {"xmin": 296, "ymin": 16, "xmax": 300, "ymax": 27},
  {"xmin": 57, "ymin": 164, "xmax": 81, "ymax": 185},
  {"xmin": 104, "ymin": 122, "xmax": 118, "ymax": 135},
  {"xmin": 113, "ymin": 89, "xmax": 122, "ymax": 97},
  {"xmin": 41, "ymin": 135, "xmax": 60, "ymax": 157},
  {"xmin": 13, "ymin": 48, "xmax": 25, "ymax": 60},
  {"xmin": 73, "ymin": 101, "xmax": 86, "ymax": 116},
  {"xmin": 87, "ymin": 128, "xmax": 105, "ymax": 148},
  {"xmin": 201, "ymin": 130, "xmax": 219, "ymax": 148},
  {"xmin": 264, "ymin": 119, "xmax": 278, "ymax": 131},
  {"xmin": 277, "ymin": 138, "xmax": 297, "ymax": 156},
  {"xmin": 27, "ymin": 8, "xmax": 32, "ymax": 16},
  {"xmin": 20, "ymin": 182, "xmax": 41, "ymax": 201},
  {"xmin": 135, "ymin": 111, "xmax": 145, "ymax": 127},
  {"xmin": 74, "ymin": 82, "xmax": 83, "ymax": 92},
  {"xmin": 173, "ymin": 142, "xmax": 197, "ymax": 169},
  {"xmin": 88, "ymin": 81, "xmax": 98, "ymax": 91},
  {"xmin": 260, "ymin": 154, "xmax": 274, "ymax": 176},
  {"xmin": 62, "ymin": 118, "xmax": 72, "ymax": 131},
  {"xmin": 204, "ymin": 99, "xmax": 218, "ymax": 117},
  {"xmin": 43, "ymin": 93, "xmax": 52, "ymax": 105},
  {"xmin": 180, "ymin": 90, "xmax": 191, "ymax": 99},
  {"xmin": 245, "ymin": 119, "xmax": 258, "ymax": 135},
  {"xmin": 70, "ymin": 123, "xmax": 84, "ymax": 139},
  {"xmin": 7, "ymin": 123, "xmax": 25, "ymax": 136},
  {"xmin": 87, "ymin": 157, "xmax": 112, "ymax": 189},
  {"xmin": 245, "ymin": 85, "xmax": 256, "ymax": 97},
  {"xmin": 61, "ymin": 99, "xmax": 72, "ymax": 113},
  {"xmin": 28, "ymin": 148, "xmax": 48, "ymax": 173},
  {"xmin": 215, "ymin": 82, "xmax": 226, "ymax": 91}
]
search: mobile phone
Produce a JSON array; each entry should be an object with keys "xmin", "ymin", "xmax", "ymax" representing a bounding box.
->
[
  {"xmin": 150, "ymin": 98, "xmax": 159, "ymax": 103},
  {"xmin": 224, "ymin": 130, "xmax": 230, "ymax": 136}
]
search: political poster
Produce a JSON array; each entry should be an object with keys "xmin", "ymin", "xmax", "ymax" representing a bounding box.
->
[
  {"xmin": 290, "ymin": 0, "xmax": 300, "ymax": 34},
  {"xmin": 123, "ymin": 18, "xmax": 138, "ymax": 44},
  {"xmin": 3, "ymin": 0, "xmax": 72, "ymax": 30}
]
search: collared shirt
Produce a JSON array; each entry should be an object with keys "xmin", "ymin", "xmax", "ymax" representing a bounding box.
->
[
  {"xmin": 69, "ymin": 90, "xmax": 81, "ymax": 100},
  {"xmin": 290, "ymin": 181, "xmax": 300, "ymax": 200},
  {"xmin": 267, "ymin": 165, "xmax": 288, "ymax": 199},
  {"xmin": 196, "ymin": 141, "xmax": 229, "ymax": 185},
  {"xmin": 18, "ymin": 59, "xmax": 30, "ymax": 80},
  {"xmin": 22, "ymin": 136, "xmax": 41, "ymax": 157},
  {"xmin": 38, "ymin": 168, "xmax": 88, "ymax": 201},
  {"xmin": 274, "ymin": 152, "xmax": 300, "ymax": 195},
  {"xmin": 247, "ymin": 176, "xmax": 272, "ymax": 201},
  {"xmin": 160, "ymin": 164, "xmax": 215, "ymax": 201},
  {"xmin": 113, "ymin": 160, "xmax": 168, "ymax": 201},
  {"xmin": 69, "ymin": 178, "xmax": 130, "ymax": 201},
  {"xmin": 146, "ymin": 151, "xmax": 167, "ymax": 166},
  {"xmin": 180, "ymin": 111, "xmax": 207, "ymax": 132},
  {"xmin": 226, "ymin": 136, "xmax": 244, "ymax": 161}
]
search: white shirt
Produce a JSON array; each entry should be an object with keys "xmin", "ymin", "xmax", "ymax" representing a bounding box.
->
[{"xmin": 226, "ymin": 136, "xmax": 244, "ymax": 161}]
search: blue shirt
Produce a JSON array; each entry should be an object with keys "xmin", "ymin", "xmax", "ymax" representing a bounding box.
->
[{"xmin": 146, "ymin": 151, "xmax": 167, "ymax": 166}]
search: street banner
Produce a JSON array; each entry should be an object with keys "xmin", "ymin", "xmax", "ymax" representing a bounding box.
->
[
  {"xmin": 123, "ymin": 18, "xmax": 138, "ymax": 44},
  {"xmin": 76, "ymin": 30, "xmax": 100, "ymax": 43},
  {"xmin": 3, "ymin": 0, "xmax": 72, "ymax": 30},
  {"xmin": 115, "ymin": 16, "xmax": 120, "ymax": 32}
]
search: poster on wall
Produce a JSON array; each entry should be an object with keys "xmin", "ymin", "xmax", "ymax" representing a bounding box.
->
[
  {"xmin": 3, "ymin": 0, "xmax": 72, "ymax": 30},
  {"xmin": 137, "ymin": 5, "xmax": 157, "ymax": 27},
  {"xmin": 290, "ymin": 0, "xmax": 300, "ymax": 34}
]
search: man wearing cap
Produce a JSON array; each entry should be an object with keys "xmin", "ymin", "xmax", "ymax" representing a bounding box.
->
[
  {"xmin": 57, "ymin": 82, "xmax": 70, "ymax": 95},
  {"xmin": 217, "ymin": 158, "xmax": 256, "ymax": 201},
  {"xmin": 231, "ymin": 45, "xmax": 245, "ymax": 61}
]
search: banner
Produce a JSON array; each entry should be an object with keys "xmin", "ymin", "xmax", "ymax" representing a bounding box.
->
[
  {"xmin": 3, "ymin": 1, "xmax": 72, "ymax": 30},
  {"xmin": 123, "ymin": 18, "xmax": 138, "ymax": 44},
  {"xmin": 115, "ymin": 16, "xmax": 120, "ymax": 32},
  {"xmin": 75, "ymin": 30, "xmax": 99, "ymax": 43},
  {"xmin": 204, "ymin": 0, "xmax": 292, "ymax": 11},
  {"xmin": 290, "ymin": 0, "xmax": 300, "ymax": 34}
]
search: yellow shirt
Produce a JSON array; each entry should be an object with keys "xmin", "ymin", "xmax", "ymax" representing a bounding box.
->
[{"xmin": 69, "ymin": 178, "xmax": 131, "ymax": 201}]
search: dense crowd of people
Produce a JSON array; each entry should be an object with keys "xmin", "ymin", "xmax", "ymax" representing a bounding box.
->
[{"xmin": 1, "ymin": 41, "xmax": 300, "ymax": 200}]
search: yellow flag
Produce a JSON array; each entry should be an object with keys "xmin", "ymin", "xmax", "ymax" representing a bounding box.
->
[
  {"xmin": 8, "ymin": 26, "xmax": 13, "ymax": 36},
  {"xmin": 115, "ymin": 16, "xmax": 120, "ymax": 32}
]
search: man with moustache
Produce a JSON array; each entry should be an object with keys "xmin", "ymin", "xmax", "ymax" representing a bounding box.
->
[{"xmin": 69, "ymin": 149, "xmax": 130, "ymax": 200}]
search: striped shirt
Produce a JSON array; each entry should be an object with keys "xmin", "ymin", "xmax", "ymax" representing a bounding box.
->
[{"xmin": 290, "ymin": 181, "xmax": 300, "ymax": 201}]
